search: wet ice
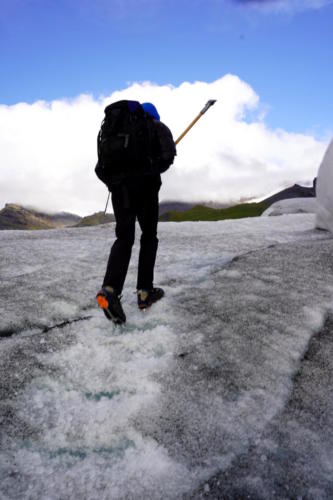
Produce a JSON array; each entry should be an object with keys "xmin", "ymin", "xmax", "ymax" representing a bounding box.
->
[{"xmin": 1, "ymin": 214, "xmax": 333, "ymax": 498}]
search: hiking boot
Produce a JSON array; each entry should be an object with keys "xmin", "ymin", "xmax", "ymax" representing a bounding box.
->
[
  {"xmin": 96, "ymin": 286, "xmax": 126, "ymax": 324},
  {"xmin": 137, "ymin": 287, "xmax": 164, "ymax": 310}
]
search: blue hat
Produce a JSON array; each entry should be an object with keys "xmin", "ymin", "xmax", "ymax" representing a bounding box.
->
[{"xmin": 141, "ymin": 102, "xmax": 160, "ymax": 121}]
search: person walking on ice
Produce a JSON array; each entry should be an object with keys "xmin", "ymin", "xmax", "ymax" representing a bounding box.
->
[{"xmin": 95, "ymin": 100, "xmax": 176, "ymax": 324}]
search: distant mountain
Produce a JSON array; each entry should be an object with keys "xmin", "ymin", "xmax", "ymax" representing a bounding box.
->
[
  {"xmin": 158, "ymin": 200, "xmax": 230, "ymax": 217},
  {"xmin": 159, "ymin": 182, "xmax": 316, "ymax": 222},
  {"xmin": 159, "ymin": 201, "xmax": 202, "ymax": 217},
  {"xmin": 0, "ymin": 204, "xmax": 81, "ymax": 230},
  {"xmin": 262, "ymin": 180, "xmax": 316, "ymax": 207},
  {"xmin": 75, "ymin": 211, "xmax": 115, "ymax": 227},
  {"xmin": 2, "ymin": 181, "xmax": 316, "ymax": 229},
  {"xmin": 48, "ymin": 211, "xmax": 82, "ymax": 227}
]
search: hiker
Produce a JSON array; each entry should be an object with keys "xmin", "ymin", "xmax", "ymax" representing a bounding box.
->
[{"xmin": 96, "ymin": 101, "xmax": 176, "ymax": 324}]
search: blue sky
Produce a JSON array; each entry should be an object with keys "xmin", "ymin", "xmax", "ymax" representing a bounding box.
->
[
  {"xmin": 1, "ymin": 0, "xmax": 332, "ymax": 134},
  {"xmin": 1, "ymin": 0, "xmax": 333, "ymax": 214}
]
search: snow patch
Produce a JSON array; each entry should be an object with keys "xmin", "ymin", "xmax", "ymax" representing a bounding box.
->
[{"xmin": 262, "ymin": 197, "xmax": 317, "ymax": 217}]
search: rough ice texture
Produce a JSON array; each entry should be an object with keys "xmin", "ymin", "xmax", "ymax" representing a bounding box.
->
[
  {"xmin": 316, "ymin": 138, "xmax": 333, "ymax": 232},
  {"xmin": 1, "ymin": 215, "xmax": 333, "ymax": 499}
]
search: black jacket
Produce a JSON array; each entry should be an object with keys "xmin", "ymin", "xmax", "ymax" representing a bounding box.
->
[{"xmin": 152, "ymin": 120, "xmax": 176, "ymax": 173}]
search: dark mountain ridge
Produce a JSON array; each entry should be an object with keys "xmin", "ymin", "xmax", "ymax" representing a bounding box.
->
[
  {"xmin": 0, "ymin": 204, "xmax": 81, "ymax": 230},
  {"xmin": 158, "ymin": 201, "xmax": 229, "ymax": 217},
  {"xmin": 1, "ymin": 181, "xmax": 316, "ymax": 229},
  {"xmin": 160, "ymin": 181, "xmax": 316, "ymax": 221},
  {"xmin": 261, "ymin": 180, "xmax": 316, "ymax": 206}
]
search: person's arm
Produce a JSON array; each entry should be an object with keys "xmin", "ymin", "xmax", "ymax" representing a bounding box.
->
[{"xmin": 154, "ymin": 121, "xmax": 176, "ymax": 173}]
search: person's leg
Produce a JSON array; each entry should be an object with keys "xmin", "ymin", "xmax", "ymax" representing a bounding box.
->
[
  {"xmin": 136, "ymin": 185, "xmax": 160, "ymax": 291},
  {"xmin": 102, "ymin": 186, "xmax": 136, "ymax": 295}
]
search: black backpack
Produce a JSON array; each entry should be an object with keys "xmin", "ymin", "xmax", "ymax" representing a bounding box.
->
[{"xmin": 95, "ymin": 100, "xmax": 155, "ymax": 187}]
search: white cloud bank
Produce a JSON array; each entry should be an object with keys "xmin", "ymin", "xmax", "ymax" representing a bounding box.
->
[{"xmin": 0, "ymin": 75, "xmax": 328, "ymax": 216}]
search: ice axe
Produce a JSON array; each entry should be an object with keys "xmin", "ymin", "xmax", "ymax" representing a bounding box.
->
[{"xmin": 175, "ymin": 99, "xmax": 217, "ymax": 145}]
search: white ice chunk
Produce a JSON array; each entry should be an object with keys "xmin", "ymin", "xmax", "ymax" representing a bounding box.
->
[{"xmin": 316, "ymin": 138, "xmax": 333, "ymax": 233}]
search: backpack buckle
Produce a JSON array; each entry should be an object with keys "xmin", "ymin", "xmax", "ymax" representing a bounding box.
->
[{"xmin": 118, "ymin": 133, "xmax": 130, "ymax": 148}]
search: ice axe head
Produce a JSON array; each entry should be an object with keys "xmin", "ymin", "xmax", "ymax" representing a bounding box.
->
[
  {"xmin": 175, "ymin": 99, "xmax": 217, "ymax": 145},
  {"xmin": 200, "ymin": 99, "xmax": 217, "ymax": 115}
]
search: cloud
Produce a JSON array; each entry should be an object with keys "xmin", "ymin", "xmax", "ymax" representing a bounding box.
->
[
  {"xmin": 0, "ymin": 75, "xmax": 328, "ymax": 216},
  {"xmin": 231, "ymin": 0, "xmax": 333, "ymax": 13}
]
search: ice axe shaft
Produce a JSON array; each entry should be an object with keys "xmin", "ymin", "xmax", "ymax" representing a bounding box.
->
[
  {"xmin": 175, "ymin": 99, "xmax": 217, "ymax": 145},
  {"xmin": 104, "ymin": 191, "xmax": 111, "ymax": 215}
]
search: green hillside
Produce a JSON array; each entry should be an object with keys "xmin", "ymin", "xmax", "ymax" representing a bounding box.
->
[
  {"xmin": 159, "ymin": 202, "xmax": 268, "ymax": 222},
  {"xmin": 75, "ymin": 211, "xmax": 115, "ymax": 227}
]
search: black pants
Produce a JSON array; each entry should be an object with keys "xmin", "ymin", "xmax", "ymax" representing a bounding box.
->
[{"xmin": 103, "ymin": 177, "xmax": 161, "ymax": 294}]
